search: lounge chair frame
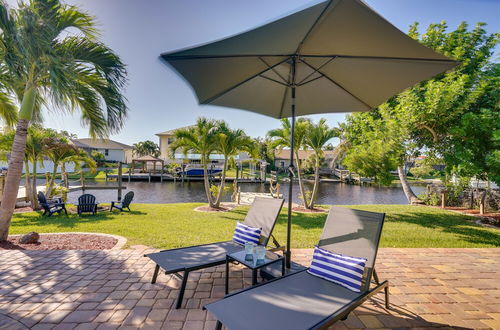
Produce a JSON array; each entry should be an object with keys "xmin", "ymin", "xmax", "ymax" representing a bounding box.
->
[
  {"xmin": 150, "ymin": 238, "xmax": 284, "ymax": 310},
  {"xmin": 145, "ymin": 197, "xmax": 284, "ymax": 309},
  {"xmin": 205, "ymin": 207, "xmax": 389, "ymax": 330}
]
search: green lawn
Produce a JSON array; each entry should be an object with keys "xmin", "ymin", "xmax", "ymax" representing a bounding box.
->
[{"xmin": 9, "ymin": 204, "xmax": 499, "ymax": 249}]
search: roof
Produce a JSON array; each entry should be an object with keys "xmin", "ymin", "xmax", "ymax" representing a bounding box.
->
[
  {"xmin": 72, "ymin": 138, "xmax": 132, "ymax": 150},
  {"xmin": 274, "ymin": 149, "xmax": 337, "ymax": 160},
  {"xmin": 133, "ymin": 155, "xmax": 163, "ymax": 162},
  {"xmin": 156, "ymin": 125, "xmax": 195, "ymax": 136}
]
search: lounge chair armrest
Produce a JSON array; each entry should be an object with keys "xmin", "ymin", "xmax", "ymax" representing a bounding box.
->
[{"xmin": 267, "ymin": 245, "xmax": 285, "ymax": 253}]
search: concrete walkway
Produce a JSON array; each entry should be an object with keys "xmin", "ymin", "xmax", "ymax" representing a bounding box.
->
[{"xmin": 0, "ymin": 248, "xmax": 498, "ymax": 329}]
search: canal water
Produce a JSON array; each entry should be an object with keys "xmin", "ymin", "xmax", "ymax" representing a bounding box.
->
[{"xmin": 65, "ymin": 181, "xmax": 426, "ymax": 205}]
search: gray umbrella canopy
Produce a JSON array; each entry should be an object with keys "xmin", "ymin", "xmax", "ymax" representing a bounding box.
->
[
  {"xmin": 162, "ymin": 0, "xmax": 457, "ymax": 118},
  {"xmin": 161, "ymin": 0, "xmax": 457, "ymax": 269}
]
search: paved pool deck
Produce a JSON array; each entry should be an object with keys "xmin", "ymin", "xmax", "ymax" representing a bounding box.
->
[{"xmin": 0, "ymin": 247, "xmax": 498, "ymax": 330}]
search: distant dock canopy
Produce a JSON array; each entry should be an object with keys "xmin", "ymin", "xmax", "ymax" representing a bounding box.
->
[{"xmin": 131, "ymin": 155, "xmax": 164, "ymax": 173}]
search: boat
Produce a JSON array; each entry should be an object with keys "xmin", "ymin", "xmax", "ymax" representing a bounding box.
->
[{"xmin": 176, "ymin": 166, "xmax": 222, "ymax": 177}]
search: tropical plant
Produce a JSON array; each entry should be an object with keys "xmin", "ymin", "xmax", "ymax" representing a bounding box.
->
[
  {"xmin": 133, "ymin": 140, "xmax": 160, "ymax": 157},
  {"xmin": 44, "ymin": 136, "xmax": 96, "ymax": 196},
  {"xmin": 212, "ymin": 122, "xmax": 254, "ymax": 208},
  {"xmin": 0, "ymin": 0, "xmax": 128, "ymax": 240},
  {"xmin": 303, "ymin": 119, "xmax": 339, "ymax": 209},
  {"xmin": 0, "ymin": 125, "xmax": 57, "ymax": 208},
  {"xmin": 169, "ymin": 118, "xmax": 219, "ymax": 207},
  {"xmin": 267, "ymin": 118, "xmax": 311, "ymax": 206},
  {"xmin": 90, "ymin": 150, "xmax": 106, "ymax": 165}
]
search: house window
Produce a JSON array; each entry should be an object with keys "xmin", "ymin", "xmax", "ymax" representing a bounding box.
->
[
  {"xmin": 104, "ymin": 149, "xmax": 109, "ymax": 156},
  {"xmin": 167, "ymin": 137, "xmax": 175, "ymax": 144},
  {"xmin": 280, "ymin": 161, "xmax": 285, "ymax": 168}
]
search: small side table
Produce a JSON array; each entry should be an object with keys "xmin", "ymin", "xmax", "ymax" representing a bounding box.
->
[{"xmin": 225, "ymin": 249, "xmax": 285, "ymax": 294}]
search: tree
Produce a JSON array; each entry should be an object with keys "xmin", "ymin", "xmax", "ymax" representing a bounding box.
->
[
  {"xmin": 267, "ymin": 118, "xmax": 311, "ymax": 206},
  {"xmin": 91, "ymin": 150, "xmax": 106, "ymax": 165},
  {"xmin": 341, "ymin": 21, "xmax": 499, "ymax": 203},
  {"xmin": 0, "ymin": 0, "xmax": 127, "ymax": 240},
  {"xmin": 303, "ymin": 119, "xmax": 339, "ymax": 209},
  {"xmin": 170, "ymin": 118, "xmax": 219, "ymax": 208},
  {"xmin": 133, "ymin": 140, "xmax": 160, "ymax": 157},
  {"xmin": 213, "ymin": 123, "xmax": 254, "ymax": 208}
]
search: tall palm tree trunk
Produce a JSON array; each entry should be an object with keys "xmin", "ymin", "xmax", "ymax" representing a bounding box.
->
[
  {"xmin": 202, "ymin": 160, "xmax": 215, "ymax": 208},
  {"xmin": 308, "ymin": 162, "xmax": 321, "ymax": 209},
  {"xmin": 294, "ymin": 151, "xmax": 308, "ymax": 207},
  {"xmin": 0, "ymin": 119, "xmax": 30, "ymax": 240},
  {"xmin": 46, "ymin": 164, "xmax": 58, "ymax": 197},
  {"xmin": 31, "ymin": 161, "xmax": 39, "ymax": 210},
  {"xmin": 214, "ymin": 158, "xmax": 228, "ymax": 208},
  {"xmin": 398, "ymin": 165, "xmax": 419, "ymax": 204},
  {"xmin": 24, "ymin": 161, "xmax": 33, "ymax": 207}
]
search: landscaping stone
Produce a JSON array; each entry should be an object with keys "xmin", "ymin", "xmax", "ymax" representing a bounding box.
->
[{"xmin": 19, "ymin": 232, "xmax": 39, "ymax": 244}]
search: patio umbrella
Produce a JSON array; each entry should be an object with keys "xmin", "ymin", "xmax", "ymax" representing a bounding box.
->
[{"xmin": 160, "ymin": 0, "xmax": 458, "ymax": 268}]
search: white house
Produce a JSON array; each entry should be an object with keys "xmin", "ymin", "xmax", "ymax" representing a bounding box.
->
[{"xmin": 72, "ymin": 138, "xmax": 133, "ymax": 163}]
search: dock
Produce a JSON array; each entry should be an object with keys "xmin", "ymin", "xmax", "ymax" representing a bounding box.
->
[
  {"xmin": 106, "ymin": 173, "xmax": 266, "ymax": 183},
  {"xmin": 7, "ymin": 185, "xmax": 82, "ymax": 203}
]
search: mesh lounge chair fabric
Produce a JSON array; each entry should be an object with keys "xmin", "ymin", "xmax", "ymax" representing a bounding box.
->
[
  {"xmin": 204, "ymin": 207, "xmax": 386, "ymax": 329},
  {"xmin": 145, "ymin": 197, "xmax": 284, "ymax": 309}
]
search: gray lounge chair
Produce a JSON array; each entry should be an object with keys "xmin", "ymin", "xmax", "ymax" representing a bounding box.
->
[
  {"xmin": 145, "ymin": 197, "xmax": 285, "ymax": 309},
  {"xmin": 204, "ymin": 206, "xmax": 388, "ymax": 330}
]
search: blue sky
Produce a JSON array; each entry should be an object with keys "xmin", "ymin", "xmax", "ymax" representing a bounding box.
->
[{"xmin": 9, "ymin": 0, "xmax": 500, "ymax": 145}]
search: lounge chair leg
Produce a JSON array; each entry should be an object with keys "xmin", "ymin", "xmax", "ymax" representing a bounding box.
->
[
  {"xmin": 384, "ymin": 284, "xmax": 390, "ymax": 309},
  {"xmin": 151, "ymin": 265, "xmax": 160, "ymax": 284},
  {"xmin": 176, "ymin": 270, "xmax": 189, "ymax": 309},
  {"xmin": 215, "ymin": 320, "xmax": 222, "ymax": 330}
]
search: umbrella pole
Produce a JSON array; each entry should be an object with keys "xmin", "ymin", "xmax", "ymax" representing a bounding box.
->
[{"xmin": 285, "ymin": 65, "xmax": 296, "ymax": 269}]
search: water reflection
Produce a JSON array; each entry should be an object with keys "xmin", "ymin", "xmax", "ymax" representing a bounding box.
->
[{"xmin": 65, "ymin": 181, "xmax": 426, "ymax": 205}]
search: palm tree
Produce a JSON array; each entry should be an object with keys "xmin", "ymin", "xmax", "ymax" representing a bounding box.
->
[
  {"xmin": 170, "ymin": 118, "xmax": 219, "ymax": 208},
  {"xmin": 133, "ymin": 140, "xmax": 160, "ymax": 157},
  {"xmin": 44, "ymin": 136, "xmax": 96, "ymax": 197},
  {"xmin": 0, "ymin": 0, "xmax": 127, "ymax": 240},
  {"xmin": 267, "ymin": 118, "xmax": 311, "ymax": 206},
  {"xmin": 303, "ymin": 119, "xmax": 339, "ymax": 209},
  {"xmin": 213, "ymin": 122, "xmax": 254, "ymax": 208}
]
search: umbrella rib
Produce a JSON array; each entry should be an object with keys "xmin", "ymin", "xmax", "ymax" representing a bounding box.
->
[
  {"xmin": 259, "ymin": 57, "xmax": 289, "ymax": 84},
  {"xmin": 278, "ymin": 85, "xmax": 289, "ymax": 119},
  {"xmin": 296, "ymin": 57, "xmax": 336, "ymax": 85},
  {"xmin": 259, "ymin": 75, "xmax": 289, "ymax": 86},
  {"xmin": 200, "ymin": 57, "xmax": 291, "ymax": 105},
  {"xmin": 301, "ymin": 59, "xmax": 373, "ymax": 110},
  {"xmin": 295, "ymin": 0, "xmax": 339, "ymax": 54},
  {"xmin": 301, "ymin": 54, "xmax": 459, "ymax": 64}
]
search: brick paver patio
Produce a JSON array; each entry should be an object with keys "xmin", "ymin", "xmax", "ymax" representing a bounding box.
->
[{"xmin": 0, "ymin": 247, "xmax": 498, "ymax": 329}]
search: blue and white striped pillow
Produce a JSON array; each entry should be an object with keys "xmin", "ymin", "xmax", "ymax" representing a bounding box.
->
[
  {"xmin": 233, "ymin": 222, "xmax": 261, "ymax": 245},
  {"xmin": 307, "ymin": 246, "xmax": 366, "ymax": 292}
]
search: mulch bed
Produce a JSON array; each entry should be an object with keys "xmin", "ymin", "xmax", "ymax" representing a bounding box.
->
[
  {"xmin": 443, "ymin": 207, "xmax": 500, "ymax": 227},
  {"xmin": 292, "ymin": 206, "xmax": 328, "ymax": 213},
  {"xmin": 0, "ymin": 234, "xmax": 118, "ymax": 250},
  {"xmin": 194, "ymin": 204, "xmax": 235, "ymax": 212}
]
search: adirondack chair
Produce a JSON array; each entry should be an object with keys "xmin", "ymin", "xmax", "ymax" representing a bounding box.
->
[
  {"xmin": 110, "ymin": 191, "xmax": 134, "ymax": 212},
  {"xmin": 77, "ymin": 194, "xmax": 98, "ymax": 215},
  {"xmin": 37, "ymin": 191, "xmax": 67, "ymax": 216}
]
